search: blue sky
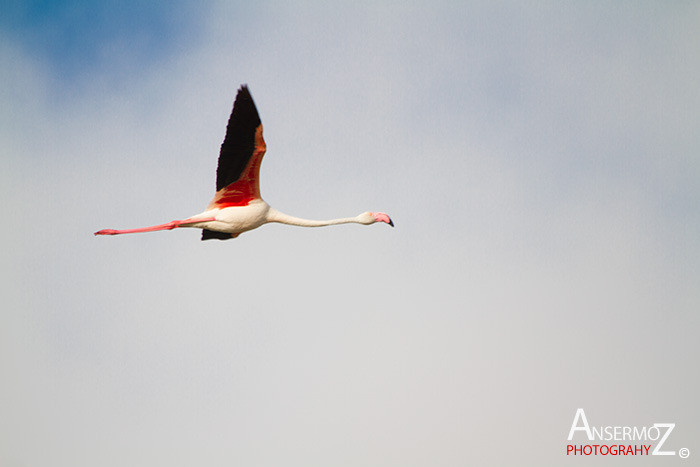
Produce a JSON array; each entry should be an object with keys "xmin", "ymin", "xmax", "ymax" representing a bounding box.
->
[
  {"xmin": 2, "ymin": 0, "xmax": 199, "ymax": 82},
  {"xmin": 2, "ymin": 2, "xmax": 699, "ymax": 466}
]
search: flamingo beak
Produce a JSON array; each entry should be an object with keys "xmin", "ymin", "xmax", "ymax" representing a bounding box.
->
[{"xmin": 372, "ymin": 212, "xmax": 394, "ymax": 227}]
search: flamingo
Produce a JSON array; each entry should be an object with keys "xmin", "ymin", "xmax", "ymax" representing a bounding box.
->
[{"xmin": 95, "ymin": 85, "xmax": 393, "ymax": 240}]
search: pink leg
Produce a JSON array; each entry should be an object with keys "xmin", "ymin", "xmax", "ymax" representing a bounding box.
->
[{"xmin": 94, "ymin": 217, "xmax": 216, "ymax": 236}]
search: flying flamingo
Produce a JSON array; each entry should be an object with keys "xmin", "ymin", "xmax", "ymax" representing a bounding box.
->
[{"xmin": 95, "ymin": 85, "xmax": 393, "ymax": 240}]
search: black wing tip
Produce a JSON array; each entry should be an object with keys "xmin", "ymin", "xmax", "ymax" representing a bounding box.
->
[
  {"xmin": 201, "ymin": 229, "xmax": 235, "ymax": 241},
  {"xmin": 235, "ymin": 84, "xmax": 255, "ymax": 105},
  {"xmin": 214, "ymin": 84, "xmax": 262, "ymax": 191},
  {"xmin": 234, "ymin": 83, "xmax": 256, "ymax": 104}
]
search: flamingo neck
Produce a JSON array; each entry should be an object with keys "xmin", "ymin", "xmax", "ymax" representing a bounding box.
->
[{"xmin": 265, "ymin": 208, "xmax": 361, "ymax": 228}]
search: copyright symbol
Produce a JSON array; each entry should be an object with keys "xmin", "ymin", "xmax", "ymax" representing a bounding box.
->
[{"xmin": 679, "ymin": 447, "xmax": 690, "ymax": 459}]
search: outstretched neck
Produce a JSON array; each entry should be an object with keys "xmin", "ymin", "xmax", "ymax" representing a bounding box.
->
[{"xmin": 265, "ymin": 208, "xmax": 362, "ymax": 228}]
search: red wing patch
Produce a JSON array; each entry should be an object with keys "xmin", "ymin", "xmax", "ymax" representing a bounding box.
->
[{"xmin": 207, "ymin": 125, "xmax": 266, "ymax": 209}]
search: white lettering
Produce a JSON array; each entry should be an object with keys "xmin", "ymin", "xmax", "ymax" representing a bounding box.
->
[
  {"xmin": 603, "ymin": 426, "xmax": 613, "ymax": 440},
  {"xmin": 568, "ymin": 409, "xmax": 593, "ymax": 441},
  {"xmin": 652, "ymin": 423, "xmax": 675, "ymax": 456},
  {"xmin": 592, "ymin": 426, "xmax": 604, "ymax": 440},
  {"xmin": 633, "ymin": 426, "xmax": 647, "ymax": 440},
  {"xmin": 647, "ymin": 425, "xmax": 660, "ymax": 441},
  {"xmin": 613, "ymin": 426, "xmax": 622, "ymax": 439}
]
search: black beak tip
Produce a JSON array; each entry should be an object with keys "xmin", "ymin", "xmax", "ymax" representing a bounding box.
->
[{"xmin": 389, "ymin": 219, "xmax": 394, "ymax": 227}]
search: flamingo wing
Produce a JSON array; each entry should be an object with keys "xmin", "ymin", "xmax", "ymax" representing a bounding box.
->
[{"xmin": 202, "ymin": 85, "xmax": 267, "ymax": 241}]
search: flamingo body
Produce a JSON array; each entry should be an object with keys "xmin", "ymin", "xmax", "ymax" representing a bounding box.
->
[
  {"xmin": 95, "ymin": 85, "xmax": 393, "ymax": 240},
  {"xmin": 199, "ymin": 200, "xmax": 271, "ymax": 238}
]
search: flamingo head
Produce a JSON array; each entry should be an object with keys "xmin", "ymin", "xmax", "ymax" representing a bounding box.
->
[{"xmin": 359, "ymin": 211, "xmax": 394, "ymax": 227}]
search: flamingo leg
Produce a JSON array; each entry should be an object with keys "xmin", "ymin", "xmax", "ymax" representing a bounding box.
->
[{"xmin": 94, "ymin": 217, "xmax": 216, "ymax": 236}]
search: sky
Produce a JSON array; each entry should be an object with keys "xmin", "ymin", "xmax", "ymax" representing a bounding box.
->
[{"xmin": 1, "ymin": 1, "xmax": 699, "ymax": 466}]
